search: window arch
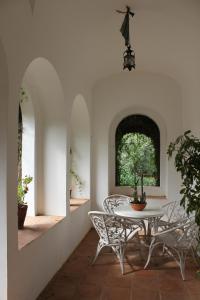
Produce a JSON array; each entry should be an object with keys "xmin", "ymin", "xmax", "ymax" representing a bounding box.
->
[{"xmin": 115, "ymin": 114, "xmax": 160, "ymax": 186}]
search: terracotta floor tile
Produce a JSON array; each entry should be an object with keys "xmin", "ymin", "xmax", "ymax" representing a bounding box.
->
[
  {"xmin": 132, "ymin": 269, "xmax": 160, "ymax": 292},
  {"xmin": 80, "ymin": 264, "xmax": 109, "ymax": 285},
  {"xmin": 185, "ymin": 279, "xmax": 200, "ymax": 295},
  {"xmin": 73, "ymin": 283, "xmax": 102, "ymax": 300},
  {"xmin": 188, "ymin": 294, "xmax": 200, "ymax": 300},
  {"xmin": 104, "ymin": 264, "xmax": 133, "ymax": 288},
  {"xmin": 101, "ymin": 286, "xmax": 131, "ymax": 300},
  {"xmin": 158, "ymin": 276, "xmax": 187, "ymax": 293},
  {"xmin": 160, "ymin": 291, "xmax": 191, "ymax": 300},
  {"xmin": 38, "ymin": 278, "xmax": 77, "ymax": 300},
  {"xmin": 37, "ymin": 229, "xmax": 200, "ymax": 300},
  {"xmin": 132, "ymin": 289, "xmax": 160, "ymax": 300}
]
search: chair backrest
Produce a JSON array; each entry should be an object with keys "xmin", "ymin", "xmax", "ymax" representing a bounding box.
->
[
  {"xmin": 162, "ymin": 200, "xmax": 188, "ymax": 223},
  {"xmin": 88, "ymin": 211, "xmax": 123, "ymax": 244},
  {"xmin": 158, "ymin": 218, "xmax": 198, "ymax": 250},
  {"xmin": 180, "ymin": 220, "xmax": 199, "ymax": 249},
  {"xmin": 103, "ymin": 194, "xmax": 132, "ymax": 213},
  {"xmin": 88, "ymin": 211, "xmax": 142, "ymax": 244}
]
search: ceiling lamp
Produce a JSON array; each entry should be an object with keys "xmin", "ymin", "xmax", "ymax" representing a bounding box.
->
[{"xmin": 117, "ymin": 6, "xmax": 135, "ymax": 71}]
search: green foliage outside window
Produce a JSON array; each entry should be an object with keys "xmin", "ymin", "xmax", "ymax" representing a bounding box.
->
[
  {"xmin": 117, "ymin": 133, "xmax": 157, "ymax": 186},
  {"xmin": 17, "ymin": 175, "xmax": 33, "ymax": 205}
]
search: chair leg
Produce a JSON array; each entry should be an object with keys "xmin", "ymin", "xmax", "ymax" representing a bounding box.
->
[
  {"xmin": 92, "ymin": 241, "xmax": 104, "ymax": 264},
  {"xmin": 112, "ymin": 244, "xmax": 126, "ymax": 275},
  {"xmin": 144, "ymin": 237, "xmax": 159, "ymax": 269},
  {"xmin": 141, "ymin": 220, "xmax": 147, "ymax": 238},
  {"xmin": 178, "ymin": 251, "xmax": 187, "ymax": 280}
]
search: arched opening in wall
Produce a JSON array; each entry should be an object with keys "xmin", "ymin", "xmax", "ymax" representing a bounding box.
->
[
  {"xmin": 21, "ymin": 57, "xmax": 66, "ymax": 218},
  {"xmin": 18, "ymin": 87, "xmax": 35, "ymax": 216},
  {"xmin": 115, "ymin": 115, "xmax": 160, "ymax": 187},
  {"xmin": 70, "ymin": 94, "xmax": 90, "ymax": 204}
]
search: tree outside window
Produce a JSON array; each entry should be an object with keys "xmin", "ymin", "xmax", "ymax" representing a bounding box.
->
[
  {"xmin": 115, "ymin": 114, "xmax": 160, "ymax": 187},
  {"xmin": 117, "ymin": 132, "xmax": 157, "ymax": 186}
]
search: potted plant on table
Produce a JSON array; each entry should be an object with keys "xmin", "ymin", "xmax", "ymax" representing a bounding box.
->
[
  {"xmin": 130, "ymin": 173, "xmax": 147, "ymax": 211},
  {"xmin": 17, "ymin": 175, "xmax": 33, "ymax": 229}
]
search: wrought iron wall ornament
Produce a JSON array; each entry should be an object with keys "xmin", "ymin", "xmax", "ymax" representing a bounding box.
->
[{"xmin": 116, "ymin": 6, "xmax": 136, "ymax": 70}]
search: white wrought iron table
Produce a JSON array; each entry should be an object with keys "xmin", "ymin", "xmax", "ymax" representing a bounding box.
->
[{"xmin": 114, "ymin": 199, "xmax": 164, "ymax": 235}]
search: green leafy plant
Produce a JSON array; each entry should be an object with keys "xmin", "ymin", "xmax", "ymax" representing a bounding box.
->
[
  {"xmin": 17, "ymin": 175, "xmax": 33, "ymax": 205},
  {"xmin": 70, "ymin": 169, "xmax": 83, "ymax": 193},
  {"xmin": 117, "ymin": 133, "xmax": 157, "ymax": 186},
  {"xmin": 131, "ymin": 174, "xmax": 146, "ymax": 204},
  {"xmin": 19, "ymin": 87, "xmax": 28, "ymax": 104},
  {"xmin": 167, "ymin": 130, "xmax": 200, "ymax": 239}
]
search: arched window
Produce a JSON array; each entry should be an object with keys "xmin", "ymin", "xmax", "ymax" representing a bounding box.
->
[
  {"xmin": 115, "ymin": 115, "xmax": 160, "ymax": 186},
  {"xmin": 18, "ymin": 87, "xmax": 35, "ymax": 215}
]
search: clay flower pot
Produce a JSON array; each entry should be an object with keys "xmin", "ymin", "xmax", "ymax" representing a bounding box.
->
[
  {"xmin": 18, "ymin": 204, "xmax": 28, "ymax": 229},
  {"xmin": 130, "ymin": 203, "xmax": 146, "ymax": 211}
]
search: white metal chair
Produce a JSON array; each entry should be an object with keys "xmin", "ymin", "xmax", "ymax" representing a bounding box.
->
[
  {"xmin": 158, "ymin": 200, "xmax": 189, "ymax": 230},
  {"xmin": 88, "ymin": 211, "xmax": 143, "ymax": 274},
  {"xmin": 144, "ymin": 218, "xmax": 198, "ymax": 280},
  {"xmin": 103, "ymin": 194, "xmax": 147, "ymax": 237},
  {"xmin": 103, "ymin": 194, "xmax": 132, "ymax": 214}
]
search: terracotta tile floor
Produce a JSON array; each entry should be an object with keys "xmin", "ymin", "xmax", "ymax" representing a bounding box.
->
[{"xmin": 37, "ymin": 229, "xmax": 200, "ymax": 300}]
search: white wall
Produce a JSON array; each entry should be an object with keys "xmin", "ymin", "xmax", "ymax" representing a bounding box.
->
[
  {"xmin": 0, "ymin": 40, "xmax": 9, "ymax": 300},
  {"xmin": 0, "ymin": 1, "xmax": 199, "ymax": 300},
  {"xmin": 9, "ymin": 203, "xmax": 91, "ymax": 300},
  {"xmin": 23, "ymin": 58, "xmax": 67, "ymax": 216},
  {"xmin": 70, "ymin": 94, "xmax": 90, "ymax": 199},
  {"xmin": 92, "ymin": 72, "xmax": 182, "ymax": 210}
]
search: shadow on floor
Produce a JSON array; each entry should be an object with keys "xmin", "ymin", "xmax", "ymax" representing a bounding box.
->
[{"xmin": 37, "ymin": 229, "xmax": 200, "ymax": 300}]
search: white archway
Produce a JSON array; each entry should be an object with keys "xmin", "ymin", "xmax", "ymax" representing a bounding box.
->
[
  {"xmin": 22, "ymin": 57, "xmax": 66, "ymax": 216},
  {"xmin": 109, "ymin": 107, "xmax": 167, "ymax": 197},
  {"xmin": 70, "ymin": 94, "xmax": 90, "ymax": 199}
]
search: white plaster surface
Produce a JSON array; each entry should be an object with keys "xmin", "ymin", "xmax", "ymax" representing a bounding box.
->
[
  {"xmin": 0, "ymin": 1, "xmax": 199, "ymax": 299},
  {"xmin": 92, "ymin": 72, "xmax": 182, "ymax": 210}
]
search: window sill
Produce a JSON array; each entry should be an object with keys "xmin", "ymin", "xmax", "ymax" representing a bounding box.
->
[
  {"xmin": 18, "ymin": 215, "xmax": 65, "ymax": 250},
  {"xmin": 70, "ymin": 198, "xmax": 90, "ymax": 212}
]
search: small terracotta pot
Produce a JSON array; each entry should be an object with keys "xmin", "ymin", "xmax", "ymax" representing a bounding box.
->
[
  {"xmin": 130, "ymin": 203, "xmax": 146, "ymax": 211},
  {"xmin": 18, "ymin": 204, "xmax": 28, "ymax": 229}
]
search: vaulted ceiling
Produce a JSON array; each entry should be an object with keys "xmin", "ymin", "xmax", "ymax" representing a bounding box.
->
[
  {"xmin": 32, "ymin": 0, "xmax": 200, "ymax": 88},
  {"xmin": 0, "ymin": 0, "xmax": 199, "ymax": 99}
]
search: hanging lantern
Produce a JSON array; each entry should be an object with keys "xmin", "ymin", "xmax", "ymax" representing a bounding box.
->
[
  {"xmin": 117, "ymin": 6, "xmax": 136, "ymax": 71},
  {"xmin": 123, "ymin": 45, "xmax": 135, "ymax": 71}
]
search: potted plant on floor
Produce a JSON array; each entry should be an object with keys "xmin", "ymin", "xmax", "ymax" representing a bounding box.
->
[
  {"xmin": 167, "ymin": 130, "xmax": 200, "ymax": 270},
  {"xmin": 17, "ymin": 175, "xmax": 33, "ymax": 229}
]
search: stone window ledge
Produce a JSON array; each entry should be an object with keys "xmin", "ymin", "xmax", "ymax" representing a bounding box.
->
[
  {"xmin": 18, "ymin": 215, "xmax": 65, "ymax": 250},
  {"xmin": 70, "ymin": 198, "xmax": 90, "ymax": 212}
]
